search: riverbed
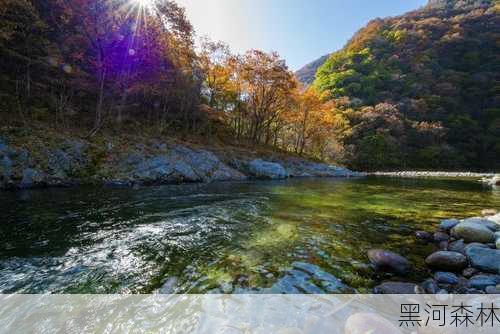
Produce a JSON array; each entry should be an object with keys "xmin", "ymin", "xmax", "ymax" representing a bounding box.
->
[{"xmin": 0, "ymin": 177, "xmax": 498, "ymax": 293}]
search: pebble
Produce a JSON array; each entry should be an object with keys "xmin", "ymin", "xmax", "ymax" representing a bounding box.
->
[
  {"xmin": 425, "ymin": 251, "xmax": 468, "ymax": 272},
  {"xmin": 434, "ymin": 272, "xmax": 459, "ymax": 285}
]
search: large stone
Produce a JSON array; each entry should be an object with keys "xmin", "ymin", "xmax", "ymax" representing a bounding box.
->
[
  {"xmin": 448, "ymin": 239, "xmax": 466, "ymax": 254},
  {"xmin": 247, "ymin": 159, "xmax": 288, "ymax": 179},
  {"xmin": 434, "ymin": 272, "xmax": 459, "ymax": 285},
  {"xmin": 425, "ymin": 251, "xmax": 468, "ymax": 271},
  {"xmin": 373, "ymin": 282, "xmax": 418, "ymax": 294},
  {"xmin": 345, "ymin": 312, "xmax": 401, "ymax": 334},
  {"xmin": 440, "ymin": 219, "xmax": 460, "ymax": 231},
  {"xmin": 452, "ymin": 221, "xmax": 495, "ymax": 243},
  {"xmin": 19, "ymin": 168, "xmax": 45, "ymax": 188},
  {"xmin": 469, "ymin": 274, "xmax": 500, "ymax": 290},
  {"xmin": 465, "ymin": 245, "xmax": 500, "ymax": 274},
  {"xmin": 367, "ymin": 249, "xmax": 411, "ymax": 274},
  {"xmin": 462, "ymin": 217, "xmax": 499, "ymax": 232},
  {"xmin": 172, "ymin": 147, "xmax": 245, "ymax": 182},
  {"xmin": 434, "ymin": 232, "xmax": 449, "ymax": 242}
]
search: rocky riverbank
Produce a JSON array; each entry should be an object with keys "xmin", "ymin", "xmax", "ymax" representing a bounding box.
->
[
  {"xmin": 372, "ymin": 171, "xmax": 497, "ymax": 179},
  {"xmin": 369, "ymin": 210, "xmax": 500, "ymax": 294},
  {"xmin": 0, "ymin": 137, "xmax": 363, "ymax": 190}
]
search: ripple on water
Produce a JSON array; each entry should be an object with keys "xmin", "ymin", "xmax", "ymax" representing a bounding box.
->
[{"xmin": 0, "ymin": 177, "xmax": 498, "ymax": 293}]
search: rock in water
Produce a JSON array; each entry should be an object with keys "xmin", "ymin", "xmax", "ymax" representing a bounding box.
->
[
  {"xmin": 434, "ymin": 272, "xmax": 459, "ymax": 285},
  {"xmin": 462, "ymin": 217, "xmax": 499, "ymax": 232},
  {"xmin": 345, "ymin": 312, "xmax": 401, "ymax": 334},
  {"xmin": 452, "ymin": 221, "xmax": 495, "ymax": 243},
  {"xmin": 367, "ymin": 249, "xmax": 411, "ymax": 274},
  {"xmin": 373, "ymin": 282, "xmax": 418, "ymax": 294},
  {"xmin": 425, "ymin": 251, "xmax": 468, "ymax": 271},
  {"xmin": 448, "ymin": 239, "xmax": 466, "ymax": 254},
  {"xmin": 465, "ymin": 245, "xmax": 500, "ymax": 274},
  {"xmin": 469, "ymin": 274, "xmax": 500, "ymax": 290},
  {"xmin": 439, "ymin": 219, "xmax": 459, "ymax": 231},
  {"xmin": 247, "ymin": 159, "xmax": 288, "ymax": 179},
  {"xmin": 434, "ymin": 232, "xmax": 450, "ymax": 242},
  {"xmin": 20, "ymin": 168, "xmax": 45, "ymax": 188}
]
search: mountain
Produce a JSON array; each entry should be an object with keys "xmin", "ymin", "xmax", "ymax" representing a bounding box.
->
[
  {"xmin": 295, "ymin": 54, "xmax": 330, "ymax": 85},
  {"xmin": 306, "ymin": 0, "xmax": 500, "ymax": 170},
  {"xmin": 295, "ymin": 0, "xmax": 495, "ymax": 86}
]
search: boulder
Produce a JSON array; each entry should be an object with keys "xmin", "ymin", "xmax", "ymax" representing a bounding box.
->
[
  {"xmin": 434, "ymin": 232, "xmax": 449, "ymax": 242},
  {"xmin": 20, "ymin": 168, "xmax": 45, "ymax": 188},
  {"xmin": 469, "ymin": 274, "xmax": 500, "ymax": 290},
  {"xmin": 448, "ymin": 239, "xmax": 466, "ymax": 254},
  {"xmin": 345, "ymin": 312, "xmax": 401, "ymax": 334},
  {"xmin": 452, "ymin": 221, "xmax": 495, "ymax": 243},
  {"xmin": 434, "ymin": 272, "xmax": 459, "ymax": 285},
  {"xmin": 170, "ymin": 146, "xmax": 245, "ymax": 182},
  {"xmin": 425, "ymin": 251, "xmax": 468, "ymax": 271},
  {"xmin": 465, "ymin": 245, "xmax": 500, "ymax": 274},
  {"xmin": 373, "ymin": 282, "xmax": 418, "ymax": 294},
  {"xmin": 462, "ymin": 217, "xmax": 499, "ymax": 232},
  {"xmin": 439, "ymin": 219, "xmax": 459, "ymax": 231},
  {"xmin": 485, "ymin": 285, "xmax": 500, "ymax": 294},
  {"xmin": 367, "ymin": 249, "xmax": 411, "ymax": 274},
  {"xmin": 247, "ymin": 159, "xmax": 288, "ymax": 180}
]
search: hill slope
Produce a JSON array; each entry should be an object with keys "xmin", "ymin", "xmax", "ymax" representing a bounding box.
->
[
  {"xmin": 295, "ymin": 54, "xmax": 330, "ymax": 85},
  {"xmin": 311, "ymin": 0, "xmax": 499, "ymax": 171}
]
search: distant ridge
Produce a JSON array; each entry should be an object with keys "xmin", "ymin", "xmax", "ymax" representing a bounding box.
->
[
  {"xmin": 295, "ymin": 0, "xmax": 496, "ymax": 85},
  {"xmin": 295, "ymin": 54, "xmax": 330, "ymax": 85}
]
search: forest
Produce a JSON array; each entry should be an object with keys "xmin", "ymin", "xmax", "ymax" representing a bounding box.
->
[
  {"xmin": 1, "ymin": 0, "xmax": 499, "ymax": 171},
  {"xmin": 0, "ymin": 0, "xmax": 341, "ymax": 161},
  {"xmin": 311, "ymin": 0, "xmax": 500, "ymax": 171}
]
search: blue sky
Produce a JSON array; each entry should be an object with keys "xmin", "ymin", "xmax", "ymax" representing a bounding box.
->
[{"xmin": 176, "ymin": 0, "xmax": 428, "ymax": 70}]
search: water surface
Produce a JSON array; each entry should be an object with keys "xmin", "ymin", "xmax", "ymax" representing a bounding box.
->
[{"xmin": 0, "ymin": 177, "xmax": 498, "ymax": 293}]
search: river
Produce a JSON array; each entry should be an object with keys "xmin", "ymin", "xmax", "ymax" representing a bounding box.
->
[{"xmin": 0, "ymin": 177, "xmax": 498, "ymax": 293}]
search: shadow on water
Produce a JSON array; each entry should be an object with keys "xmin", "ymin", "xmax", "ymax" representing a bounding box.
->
[{"xmin": 0, "ymin": 177, "xmax": 498, "ymax": 293}]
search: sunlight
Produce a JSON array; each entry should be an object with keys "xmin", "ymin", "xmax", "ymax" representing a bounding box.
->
[{"xmin": 135, "ymin": 0, "xmax": 154, "ymax": 8}]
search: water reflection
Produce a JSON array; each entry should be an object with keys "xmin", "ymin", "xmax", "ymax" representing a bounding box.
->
[{"xmin": 0, "ymin": 177, "xmax": 498, "ymax": 293}]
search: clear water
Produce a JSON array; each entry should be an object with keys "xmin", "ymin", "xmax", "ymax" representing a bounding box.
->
[{"xmin": 0, "ymin": 177, "xmax": 498, "ymax": 294}]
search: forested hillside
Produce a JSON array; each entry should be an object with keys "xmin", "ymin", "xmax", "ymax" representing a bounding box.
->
[
  {"xmin": 310, "ymin": 0, "xmax": 500, "ymax": 171},
  {"xmin": 0, "ymin": 0, "xmax": 340, "ymax": 161}
]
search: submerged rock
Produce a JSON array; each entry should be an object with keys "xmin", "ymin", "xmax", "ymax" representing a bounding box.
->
[
  {"xmin": 425, "ymin": 251, "xmax": 468, "ymax": 271},
  {"xmin": 373, "ymin": 282, "xmax": 418, "ymax": 294},
  {"xmin": 448, "ymin": 239, "xmax": 466, "ymax": 254},
  {"xmin": 469, "ymin": 274, "xmax": 500, "ymax": 290},
  {"xmin": 465, "ymin": 245, "xmax": 500, "ymax": 274},
  {"xmin": 345, "ymin": 312, "xmax": 401, "ymax": 334},
  {"xmin": 452, "ymin": 221, "xmax": 495, "ymax": 243},
  {"xmin": 434, "ymin": 272, "xmax": 459, "ymax": 285},
  {"xmin": 434, "ymin": 232, "xmax": 449, "ymax": 242},
  {"xmin": 20, "ymin": 168, "xmax": 45, "ymax": 188},
  {"xmin": 486, "ymin": 285, "xmax": 500, "ymax": 294},
  {"xmin": 421, "ymin": 279, "xmax": 439, "ymax": 294},
  {"xmin": 367, "ymin": 249, "xmax": 411, "ymax": 274},
  {"xmin": 439, "ymin": 219, "xmax": 460, "ymax": 231}
]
